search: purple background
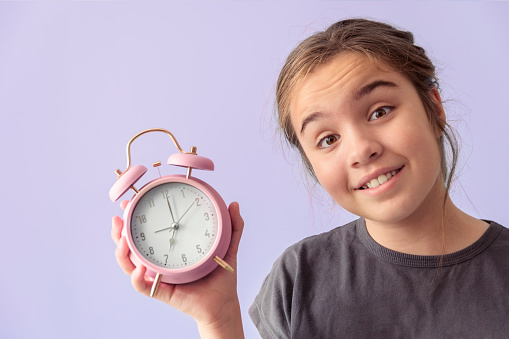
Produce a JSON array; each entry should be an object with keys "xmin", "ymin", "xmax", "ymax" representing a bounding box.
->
[{"xmin": 1, "ymin": 2, "xmax": 508, "ymax": 338}]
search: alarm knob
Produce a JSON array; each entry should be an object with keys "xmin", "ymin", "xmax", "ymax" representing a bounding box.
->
[{"xmin": 109, "ymin": 165, "xmax": 148, "ymax": 202}]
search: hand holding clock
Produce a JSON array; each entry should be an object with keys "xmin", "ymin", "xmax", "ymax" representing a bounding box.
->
[{"xmin": 112, "ymin": 200, "xmax": 245, "ymax": 339}]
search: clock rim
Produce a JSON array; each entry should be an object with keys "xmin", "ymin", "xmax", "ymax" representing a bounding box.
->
[{"xmin": 121, "ymin": 174, "xmax": 232, "ymax": 284}]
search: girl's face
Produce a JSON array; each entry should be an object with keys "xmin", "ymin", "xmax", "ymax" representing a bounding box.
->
[{"xmin": 290, "ymin": 53, "xmax": 444, "ymax": 225}]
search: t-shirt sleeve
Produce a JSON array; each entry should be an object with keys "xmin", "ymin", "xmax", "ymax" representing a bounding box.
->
[{"xmin": 249, "ymin": 249, "xmax": 299, "ymax": 339}]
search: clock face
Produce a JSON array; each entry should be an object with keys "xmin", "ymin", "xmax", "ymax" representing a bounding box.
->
[{"xmin": 130, "ymin": 182, "xmax": 219, "ymax": 269}]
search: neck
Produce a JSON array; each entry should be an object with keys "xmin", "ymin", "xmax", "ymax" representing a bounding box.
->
[{"xmin": 365, "ymin": 185, "xmax": 488, "ymax": 256}]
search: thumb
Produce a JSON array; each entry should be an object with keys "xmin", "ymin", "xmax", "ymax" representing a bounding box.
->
[{"xmin": 227, "ymin": 202, "xmax": 244, "ymax": 257}]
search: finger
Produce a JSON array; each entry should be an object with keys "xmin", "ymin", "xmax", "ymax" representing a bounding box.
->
[
  {"xmin": 227, "ymin": 202, "xmax": 244, "ymax": 257},
  {"xmin": 120, "ymin": 200, "xmax": 129, "ymax": 211},
  {"xmin": 131, "ymin": 266, "xmax": 175, "ymax": 303},
  {"xmin": 111, "ymin": 216, "xmax": 123, "ymax": 245},
  {"xmin": 115, "ymin": 236, "xmax": 136, "ymax": 275},
  {"xmin": 131, "ymin": 265, "xmax": 151, "ymax": 297}
]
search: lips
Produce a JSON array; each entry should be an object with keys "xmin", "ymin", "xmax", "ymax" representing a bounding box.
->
[{"xmin": 357, "ymin": 166, "xmax": 403, "ymax": 190}]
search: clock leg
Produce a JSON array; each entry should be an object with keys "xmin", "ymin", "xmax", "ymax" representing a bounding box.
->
[
  {"xmin": 213, "ymin": 256, "xmax": 234, "ymax": 273},
  {"xmin": 150, "ymin": 272, "xmax": 163, "ymax": 297}
]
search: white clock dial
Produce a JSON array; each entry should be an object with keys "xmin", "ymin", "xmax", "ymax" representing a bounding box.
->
[{"xmin": 130, "ymin": 182, "xmax": 219, "ymax": 269}]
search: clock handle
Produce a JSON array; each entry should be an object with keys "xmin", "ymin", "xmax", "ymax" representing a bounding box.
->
[
  {"xmin": 119, "ymin": 128, "xmax": 195, "ymax": 177},
  {"xmin": 150, "ymin": 273, "xmax": 163, "ymax": 298},
  {"xmin": 111, "ymin": 128, "xmax": 201, "ymax": 202}
]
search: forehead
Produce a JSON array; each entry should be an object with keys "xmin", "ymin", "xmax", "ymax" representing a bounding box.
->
[{"xmin": 290, "ymin": 53, "xmax": 397, "ymax": 125}]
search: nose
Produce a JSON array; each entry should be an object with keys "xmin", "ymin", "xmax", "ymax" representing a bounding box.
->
[{"xmin": 346, "ymin": 129, "xmax": 383, "ymax": 167}]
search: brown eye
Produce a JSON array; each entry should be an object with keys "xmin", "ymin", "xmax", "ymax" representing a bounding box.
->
[
  {"xmin": 369, "ymin": 106, "xmax": 393, "ymax": 121},
  {"xmin": 318, "ymin": 134, "xmax": 340, "ymax": 148}
]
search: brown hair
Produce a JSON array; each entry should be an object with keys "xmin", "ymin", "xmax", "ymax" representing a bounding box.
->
[{"xmin": 276, "ymin": 18, "xmax": 458, "ymax": 197}]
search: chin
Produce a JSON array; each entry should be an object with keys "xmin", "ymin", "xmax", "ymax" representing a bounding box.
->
[
  {"xmin": 343, "ymin": 199, "xmax": 425, "ymax": 225},
  {"xmin": 362, "ymin": 212, "xmax": 413, "ymax": 225}
]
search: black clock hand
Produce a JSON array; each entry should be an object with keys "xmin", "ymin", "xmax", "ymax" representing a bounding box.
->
[{"xmin": 177, "ymin": 200, "xmax": 196, "ymax": 223}]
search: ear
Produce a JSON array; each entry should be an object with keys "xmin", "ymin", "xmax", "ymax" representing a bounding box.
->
[{"xmin": 429, "ymin": 87, "xmax": 446, "ymax": 138}]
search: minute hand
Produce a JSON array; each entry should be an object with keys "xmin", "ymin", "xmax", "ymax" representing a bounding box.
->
[
  {"xmin": 166, "ymin": 195, "xmax": 176, "ymax": 222},
  {"xmin": 177, "ymin": 200, "xmax": 196, "ymax": 223}
]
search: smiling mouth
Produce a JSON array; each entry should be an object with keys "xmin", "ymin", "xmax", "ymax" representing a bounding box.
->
[{"xmin": 358, "ymin": 167, "xmax": 403, "ymax": 190}]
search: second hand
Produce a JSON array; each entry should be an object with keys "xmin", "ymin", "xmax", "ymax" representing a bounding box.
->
[{"xmin": 177, "ymin": 200, "xmax": 196, "ymax": 223}]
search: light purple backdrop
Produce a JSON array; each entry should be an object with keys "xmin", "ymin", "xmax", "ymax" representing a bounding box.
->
[{"xmin": 1, "ymin": 2, "xmax": 508, "ymax": 338}]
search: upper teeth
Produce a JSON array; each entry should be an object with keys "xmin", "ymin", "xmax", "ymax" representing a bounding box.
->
[{"xmin": 362, "ymin": 170, "xmax": 398, "ymax": 189}]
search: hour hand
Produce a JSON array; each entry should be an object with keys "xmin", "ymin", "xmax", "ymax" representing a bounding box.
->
[{"xmin": 169, "ymin": 228, "xmax": 176, "ymax": 251}]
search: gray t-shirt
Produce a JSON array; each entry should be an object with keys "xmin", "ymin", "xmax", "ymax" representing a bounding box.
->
[{"xmin": 249, "ymin": 219, "xmax": 509, "ymax": 338}]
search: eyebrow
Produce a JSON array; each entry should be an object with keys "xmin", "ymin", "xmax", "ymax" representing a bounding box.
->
[
  {"xmin": 355, "ymin": 80, "xmax": 398, "ymax": 100},
  {"xmin": 299, "ymin": 80, "xmax": 398, "ymax": 135},
  {"xmin": 300, "ymin": 112, "xmax": 326, "ymax": 135}
]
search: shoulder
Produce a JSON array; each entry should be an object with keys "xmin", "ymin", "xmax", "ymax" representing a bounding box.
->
[
  {"xmin": 248, "ymin": 218, "xmax": 363, "ymax": 338},
  {"xmin": 278, "ymin": 218, "xmax": 360, "ymax": 265},
  {"xmin": 264, "ymin": 216, "xmax": 362, "ymax": 273},
  {"xmin": 483, "ymin": 221, "xmax": 509, "ymax": 258},
  {"xmin": 492, "ymin": 220, "xmax": 509, "ymax": 238}
]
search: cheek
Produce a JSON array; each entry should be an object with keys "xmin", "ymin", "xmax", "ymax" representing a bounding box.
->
[
  {"xmin": 396, "ymin": 124, "xmax": 442, "ymax": 176},
  {"xmin": 309, "ymin": 153, "xmax": 350, "ymax": 198}
]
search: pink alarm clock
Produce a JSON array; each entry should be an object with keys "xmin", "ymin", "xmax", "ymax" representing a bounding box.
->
[{"xmin": 109, "ymin": 128, "xmax": 232, "ymax": 296}]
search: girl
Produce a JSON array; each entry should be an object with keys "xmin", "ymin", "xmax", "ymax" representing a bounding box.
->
[{"xmin": 111, "ymin": 19, "xmax": 509, "ymax": 338}]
